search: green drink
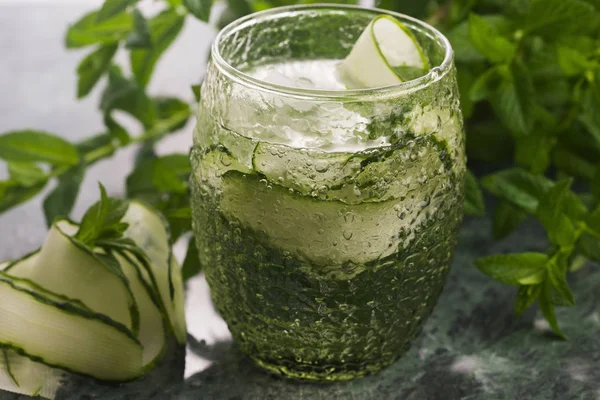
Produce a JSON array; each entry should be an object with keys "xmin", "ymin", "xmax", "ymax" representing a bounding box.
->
[{"xmin": 191, "ymin": 5, "xmax": 465, "ymax": 381}]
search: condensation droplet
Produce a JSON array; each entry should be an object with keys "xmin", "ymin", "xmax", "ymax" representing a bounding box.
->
[
  {"xmin": 219, "ymin": 153, "xmax": 232, "ymax": 166},
  {"xmin": 344, "ymin": 212, "xmax": 355, "ymax": 223},
  {"xmin": 315, "ymin": 160, "xmax": 329, "ymax": 173},
  {"xmin": 343, "ymin": 230, "xmax": 353, "ymax": 240},
  {"xmin": 318, "ymin": 228, "xmax": 325, "ymax": 235}
]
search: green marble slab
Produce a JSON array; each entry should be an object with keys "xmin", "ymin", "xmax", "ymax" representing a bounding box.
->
[{"xmin": 2, "ymin": 216, "xmax": 599, "ymax": 400}]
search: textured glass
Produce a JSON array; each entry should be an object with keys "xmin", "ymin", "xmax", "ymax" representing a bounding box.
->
[{"xmin": 191, "ymin": 5, "xmax": 465, "ymax": 381}]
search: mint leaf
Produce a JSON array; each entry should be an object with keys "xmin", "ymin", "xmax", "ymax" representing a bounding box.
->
[
  {"xmin": 515, "ymin": 284, "xmax": 541, "ymax": 316},
  {"xmin": 514, "ymin": 132, "xmax": 555, "ymax": 174},
  {"xmin": 0, "ymin": 180, "xmax": 47, "ymax": 214},
  {"xmin": 100, "ymin": 66, "xmax": 156, "ymax": 128},
  {"xmin": 42, "ymin": 162, "xmax": 86, "ymax": 227},
  {"xmin": 580, "ymin": 81, "xmax": 600, "ymax": 146},
  {"xmin": 469, "ymin": 14, "xmax": 516, "ymax": 63},
  {"xmin": 225, "ymin": 0, "xmax": 253, "ymax": 18},
  {"xmin": 469, "ymin": 67, "xmax": 500, "ymax": 102},
  {"xmin": 557, "ymin": 46, "xmax": 596, "ymax": 76},
  {"xmin": 464, "ymin": 169, "xmax": 485, "ymax": 216},
  {"xmin": 547, "ymin": 253, "xmax": 575, "ymax": 307},
  {"xmin": 536, "ymin": 179, "xmax": 578, "ymax": 247},
  {"xmin": 552, "ymin": 147, "xmax": 596, "ymax": 182},
  {"xmin": 154, "ymin": 97, "xmax": 191, "ymax": 133},
  {"xmin": 126, "ymin": 158, "xmax": 160, "ymax": 204},
  {"xmin": 184, "ymin": 0, "xmax": 213, "ymax": 22},
  {"xmin": 66, "ymin": 11, "xmax": 133, "ymax": 49},
  {"xmin": 104, "ymin": 114, "xmax": 131, "ymax": 145},
  {"xmin": 490, "ymin": 61, "xmax": 535, "ymax": 136},
  {"xmin": 152, "ymin": 155, "xmax": 190, "ymax": 194},
  {"xmin": 493, "ymin": 201, "xmax": 527, "ymax": 239},
  {"xmin": 130, "ymin": 10, "xmax": 185, "ymax": 88},
  {"xmin": 481, "ymin": 168, "xmax": 552, "ymax": 213},
  {"xmin": 593, "ymin": 167, "xmax": 600, "ymax": 200},
  {"xmin": 125, "ymin": 9, "xmax": 152, "ymax": 49},
  {"xmin": 182, "ymin": 237, "xmax": 202, "ymax": 281},
  {"xmin": 0, "ymin": 130, "xmax": 80, "ymax": 166},
  {"xmin": 97, "ymin": 0, "xmax": 137, "ymax": 22},
  {"xmin": 522, "ymin": 0, "xmax": 596, "ymax": 39},
  {"xmin": 7, "ymin": 162, "xmax": 46, "ymax": 187},
  {"xmin": 76, "ymin": 183, "xmax": 129, "ymax": 245},
  {"xmin": 447, "ymin": 21, "xmax": 485, "ymax": 63},
  {"xmin": 475, "ymin": 253, "xmax": 547, "ymax": 286},
  {"xmin": 77, "ymin": 43, "xmax": 118, "ymax": 99},
  {"xmin": 538, "ymin": 281, "xmax": 567, "ymax": 339},
  {"xmin": 587, "ymin": 206, "xmax": 600, "ymax": 233},
  {"xmin": 376, "ymin": 0, "xmax": 432, "ymax": 18},
  {"xmin": 76, "ymin": 133, "xmax": 115, "ymax": 160},
  {"xmin": 577, "ymin": 233, "xmax": 600, "ymax": 263},
  {"xmin": 191, "ymin": 84, "xmax": 202, "ymax": 102}
]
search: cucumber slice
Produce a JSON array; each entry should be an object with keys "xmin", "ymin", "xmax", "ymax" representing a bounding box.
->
[
  {"xmin": 169, "ymin": 256, "xmax": 187, "ymax": 346},
  {"xmin": 0, "ymin": 276, "xmax": 144, "ymax": 381},
  {"xmin": 338, "ymin": 15, "xmax": 429, "ymax": 89},
  {"xmin": 0, "ymin": 348, "xmax": 63, "ymax": 399},
  {"xmin": 117, "ymin": 252, "xmax": 166, "ymax": 367},
  {"xmin": 8, "ymin": 221, "xmax": 136, "ymax": 332},
  {"xmin": 352, "ymin": 134, "xmax": 453, "ymax": 203},
  {"xmin": 220, "ymin": 171, "xmax": 411, "ymax": 266},
  {"xmin": 123, "ymin": 201, "xmax": 187, "ymax": 344},
  {"xmin": 251, "ymin": 141, "xmax": 365, "ymax": 197}
]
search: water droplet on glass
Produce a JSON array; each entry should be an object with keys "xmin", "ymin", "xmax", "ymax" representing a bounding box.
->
[
  {"xmin": 278, "ymin": 176, "xmax": 284, "ymax": 183},
  {"xmin": 315, "ymin": 160, "xmax": 329, "ymax": 173},
  {"xmin": 343, "ymin": 230, "xmax": 353, "ymax": 240},
  {"xmin": 419, "ymin": 196, "xmax": 431, "ymax": 208},
  {"xmin": 344, "ymin": 212, "xmax": 355, "ymax": 223},
  {"xmin": 332, "ymin": 241, "xmax": 338, "ymax": 246},
  {"xmin": 353, "ymin": 186, "xmax": 362, "ymax": 196},
  {"xmin": 318, "ymin": 228, "xmax": 324, "ymax": 235},
  {"xmin": 219, "ymin": 154, "xmax": 232, "ymax": 166}
]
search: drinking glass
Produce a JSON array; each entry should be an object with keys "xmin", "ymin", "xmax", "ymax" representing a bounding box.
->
[{"xmin": 191, "ymin": 4, "xmax": 465, "ymax": 381}]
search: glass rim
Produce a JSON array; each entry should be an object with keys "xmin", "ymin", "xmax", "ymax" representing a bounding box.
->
[{"xmin": 211, "ymin": 4, "xmax": 454, "ymax": 100}]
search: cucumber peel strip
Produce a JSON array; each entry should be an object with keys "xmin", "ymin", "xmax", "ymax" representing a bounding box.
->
[
  {"xmin": 338, "ymin": 15, "xmax": 429, "ymax": 89},
  {"xmin": 0, "ymin": 200, "xmax": 186, "ymax": 398},
  {"xmin": 0, "ymin": 348, "xmax": 63, "ymax": 399},
  {"xmin": 0, "ymin": 276, "xmax": 144, "ymax": 381},
  {"xmin": 122, "ymin": 201, "xmax": 187, "ymax": 345},
  {"xmin": 7, "ymin": 221, "xmax": 139, "ymax": 334}
]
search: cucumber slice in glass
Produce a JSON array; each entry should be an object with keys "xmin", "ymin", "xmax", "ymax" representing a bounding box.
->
[
  {"xmin": 220, "ymin": 171, "xmax": 407, "ymax": 266},
  {"xmin": 338, "ymin": 15, "xmax": 429, "ymax": 89},
  {"xmin": 251, "ymin": 141, "xmax": 365, "ymax": 197}
]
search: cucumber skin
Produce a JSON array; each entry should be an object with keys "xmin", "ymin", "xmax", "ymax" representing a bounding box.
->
[{"xmin": 190, "ymin": 152, "xmax": 465, "ymax": 381}]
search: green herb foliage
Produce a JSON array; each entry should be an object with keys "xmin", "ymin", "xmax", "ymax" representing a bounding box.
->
[{"xmin": 0, "ymin": 0, "xmax": 599, "ymax": 337}]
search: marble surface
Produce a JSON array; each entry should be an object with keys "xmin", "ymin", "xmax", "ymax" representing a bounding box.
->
[{"xmin": 1, "ymin": 3, "xmax": 600, "ymax": 400}]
